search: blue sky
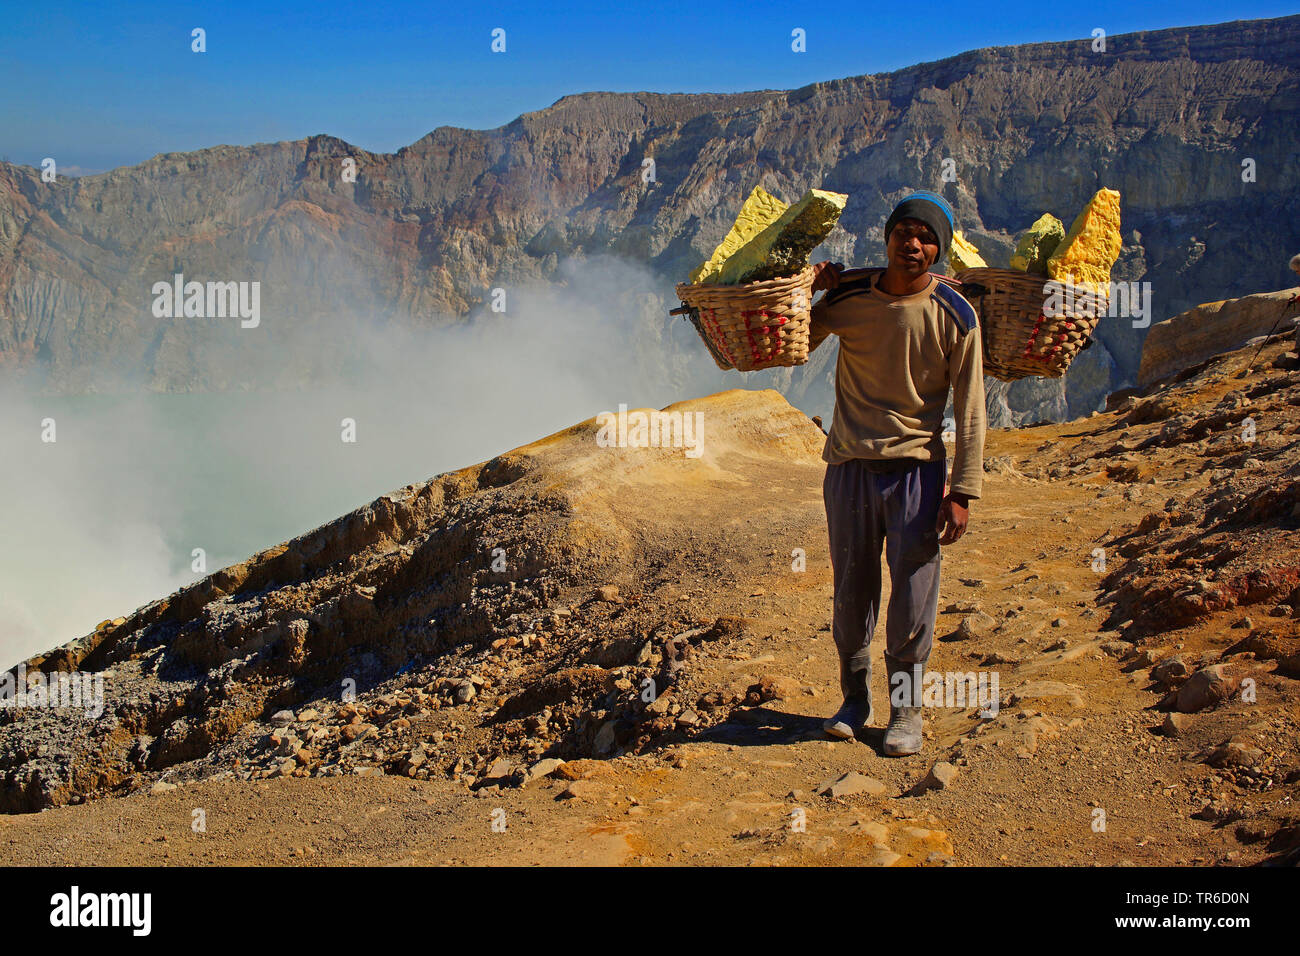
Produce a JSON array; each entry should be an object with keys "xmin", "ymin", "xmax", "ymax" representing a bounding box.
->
[{"xmin": 1, "ymin": 0, "xmax": 1294, "ymax": 173}]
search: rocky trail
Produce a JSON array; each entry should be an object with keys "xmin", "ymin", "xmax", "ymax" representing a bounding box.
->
[{"xmin": 2, "ymin": 328, "xmax": 1298, "ymax": 867}]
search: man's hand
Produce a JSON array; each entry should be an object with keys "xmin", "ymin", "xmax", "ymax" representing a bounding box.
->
[
  {"xmin": 936, "ymin": 492, "xmax": 971, "ymax": 545},
  {"xmin": 811, "ymin": 260, "xmax": 845, "ymax": 292}
]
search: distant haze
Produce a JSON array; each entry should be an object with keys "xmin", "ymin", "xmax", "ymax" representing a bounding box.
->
[{"xmin": 0, "ymin": 255, "xmax": 807, "ymax": 667}]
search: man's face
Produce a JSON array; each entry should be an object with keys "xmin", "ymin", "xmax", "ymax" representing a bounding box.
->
[{"xmin": 887, "ymin": 217, "xmax": 939, "ymax": 278}]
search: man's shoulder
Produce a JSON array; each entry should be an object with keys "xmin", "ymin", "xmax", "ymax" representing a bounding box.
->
[
  {"xmin": 929, "ymin": 278, "xmax": 978, "ymax": 335},
  {"xmin": 821, "ymin": 269, "xmax": 883, "ymax": 309}
]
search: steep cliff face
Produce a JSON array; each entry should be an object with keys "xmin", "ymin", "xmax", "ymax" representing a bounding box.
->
[{"xmin": 2, "ymin": 16, "xmax": 1298, "ymax": 419}]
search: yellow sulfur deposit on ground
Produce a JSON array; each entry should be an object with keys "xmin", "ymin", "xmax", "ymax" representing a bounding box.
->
[
  {"xmin": 1047, "ymin": 188, "xmax": 1122, "ymax": 293},
  {"xmin": 1009, "ymin": 213, "xmax": 1065, "ymax": 275},
  {"xmin": 948, "ymin": 231, "xmax": 987, "ymax": 272},
  {"xmin": 690, "ymin": 186, "xmax": 788, "ymax": 284}
]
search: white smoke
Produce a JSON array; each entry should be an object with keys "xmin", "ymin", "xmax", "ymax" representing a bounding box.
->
[{"xmin": 1, "ymin": 253, "xmax": 801, "ymax": 667}]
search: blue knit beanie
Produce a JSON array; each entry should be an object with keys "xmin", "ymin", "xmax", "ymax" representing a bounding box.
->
[{"xmin": 884, "ymin": 191, "xmax": 955, "ymax": 260}]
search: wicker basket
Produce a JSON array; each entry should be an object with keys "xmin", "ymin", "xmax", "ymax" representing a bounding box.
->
[
  {"xmin": 672, "ymin": 265, "xmax": 816, "ymax": 372},
  {"xmin": 955, "ymin": 267, "xmax": 1106, "ymax": 381},
  {"xmin": 672, "ymin": 263, "xmax": 1104, "ymax": 380}
]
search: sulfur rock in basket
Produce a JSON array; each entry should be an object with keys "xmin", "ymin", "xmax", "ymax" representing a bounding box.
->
[
  {"xmin": 690, "ymin": 185, "xmax": 789, "ymax": 284},
  {"xmin": 714, "ymin": 188, "xmax": 848, "ymax": 284},
  {"xmin": 949, "ymin": 231, "xmax": 987, "ymax": 272},
  {"xmin": 1047, "ymin": 188, "xmax": 1122, "ymax": 295},
  {"xmin": 1009, "ymin": 213, "xmax": 1065, "ymax": 275}
]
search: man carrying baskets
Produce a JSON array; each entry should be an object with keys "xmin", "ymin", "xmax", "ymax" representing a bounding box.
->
[{"xmin": 807, "ymin": 191, "xmax": 986, "ymax": 757}]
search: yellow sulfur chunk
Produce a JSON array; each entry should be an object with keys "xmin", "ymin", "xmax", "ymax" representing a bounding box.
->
[
  {"xmin": 690, "ymin": 186, "xmax": 788, "ymax": 284},
  {"xmin": 1047, "ymin": 188, "xmax": 1122, "ymax": 294},
  {"xmin": 948, "ymin": 231, "xmax": 987, "ymax": 272},
  {"xmin": 1009, "ymin": 213, "xmax": 1065, "ymax": 275},
  {"xmin": 715, "ymin": 188, "xmax": 848, "ymax": 284}
]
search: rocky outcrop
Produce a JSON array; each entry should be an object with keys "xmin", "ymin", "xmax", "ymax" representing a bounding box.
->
[
  {"xmin": 2, "ymin": 15, "xmax": 1299, "ymax": 424},
  {"xmin": 1137, "ymin": 287, "xmax": 1300, "ymax": 387},
  {"xmin": 1078, "ymin": 366, "xmax": 1300, "ymax": 640},
  {"xmin": 0, "ymin": 389, "xmax": 825, "ymax": 811}
]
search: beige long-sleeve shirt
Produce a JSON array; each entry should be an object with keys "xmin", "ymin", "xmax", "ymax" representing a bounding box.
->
[{"xmin": 808, "ymin": 268, "xmax": 987, "ymax": 499}]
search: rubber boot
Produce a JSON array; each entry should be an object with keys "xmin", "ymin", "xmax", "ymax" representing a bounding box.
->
[
  {"xmin": 823, "ymin": 657, "xmax": 872, "ymax": 739},
  {"xmin": 882, "ymin": 657, "xmax": 923, "ymax": 756}
]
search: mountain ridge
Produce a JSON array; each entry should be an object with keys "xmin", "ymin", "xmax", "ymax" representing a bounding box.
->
[{"xmin": 2, "ymin": 14, "xmax": 1298, "ymax": 423}]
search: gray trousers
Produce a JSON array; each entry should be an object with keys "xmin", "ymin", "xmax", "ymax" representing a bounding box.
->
[{"xmin": 823, "ymin": 457, "xmax": 946, "ymax": 701}]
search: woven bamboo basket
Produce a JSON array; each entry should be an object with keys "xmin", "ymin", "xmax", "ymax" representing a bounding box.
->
[
  {"xmin": 671, "ymin": 265, "xmax": 816, "ymax": 372},
  {"xmin": 955, "ymin": 267, "xmax": 1106, "ymax": 381}
]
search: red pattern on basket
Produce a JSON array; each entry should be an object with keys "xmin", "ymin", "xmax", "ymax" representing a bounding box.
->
[
  {"xmin": 1020, "ymin": 312, "xmax": 1072, "ymax": 364},
  {"xmin": 701, "ymin": 308, "xmax": 789, "ymax": 367},
  {"xmin": 701, "ymin": 308, "xmax": 739, "ymax": 367},
  {"xmin": 739, "ymin": 309, "xmax": 788, "ymax": 365},
  {"xmin": 1022, "ymin": 312, "xmax": 1052, "ymax": 364}
]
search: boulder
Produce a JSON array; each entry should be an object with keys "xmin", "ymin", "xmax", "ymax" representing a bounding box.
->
[
  {"xmin": 914, "ymin": 761, "xmax": 959, "ymax": 793},
  {"xmin": 1137, "ymin": 289, "xmax": 1300, "ymax": 388},
  {"xmin": 817, "ymin": 772, "xmax": 887, "ymax": 799},
  {"xmin": 1175, "ymin": 664, "xmax": 1238, "ymax": 713},
  {"xmin": 955, "ymin": 611, "xmax": 998, "ymax": 641}
]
